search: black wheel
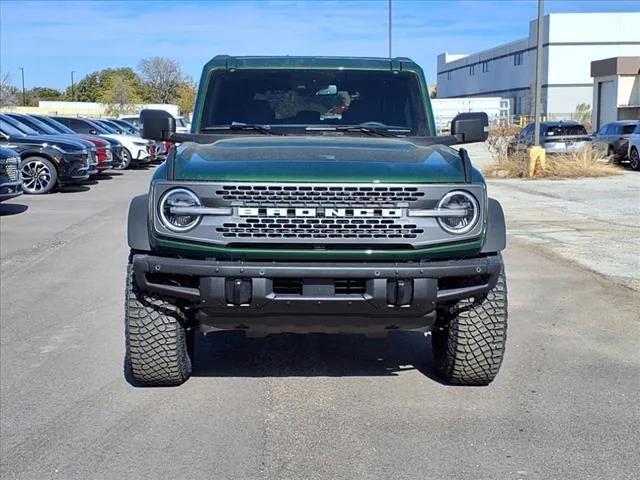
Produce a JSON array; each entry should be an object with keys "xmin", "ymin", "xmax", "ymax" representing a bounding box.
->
[
  {"xmin": 114, "ymin": 148, "xmax": 132, "ymax": 170},
  {"xmin": 124, "ymin": 257, "xmax": 192, "ymax": 386},
  {"xmin": 20, "ymin": 157, "xmax": 58, "ymax": 194},
  {"xmin": 607, "ymin": 146, "xmax": 618, "ymax": 163},
  {"xmin": 630, "ymin": 147, "xmax": 640, "ymax": 171},
  {"xmin": 432, "ymin": 266, "xmax": 508, "ymax": 386}
]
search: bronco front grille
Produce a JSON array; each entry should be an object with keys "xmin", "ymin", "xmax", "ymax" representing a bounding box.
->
[
  {"xmin": 216, "ymin": 217, "xmax": 424, "ymax": 240},
  {"xmin": 152, "ymin": 181, "xmax": 486, "ymax": 248},
  {"xmin": 215, "ymin": 185, "xmax": 425, "ymax": 207}
]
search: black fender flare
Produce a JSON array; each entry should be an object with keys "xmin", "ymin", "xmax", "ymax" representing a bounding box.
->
[
  {"xmin": 481, "ymin": 198, "xmax": 506, "ymax": 253},
  {"xmin": 128, "ymin": 194, "xmax": 151, "ymax": 251}
]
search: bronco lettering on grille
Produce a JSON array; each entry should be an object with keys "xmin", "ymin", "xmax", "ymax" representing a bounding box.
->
[{"xmin": 238, "ymin": 207, "xmax": 403, "ymax": 218}]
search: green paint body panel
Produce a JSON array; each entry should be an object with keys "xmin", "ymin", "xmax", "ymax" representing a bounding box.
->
[
  {"xmin": 171, "ymin": 137, "xmax": 472, "ymax": 184},
  {"xmin": 150, "ymin": 55, "xmax": 486, "ymax": 260}
]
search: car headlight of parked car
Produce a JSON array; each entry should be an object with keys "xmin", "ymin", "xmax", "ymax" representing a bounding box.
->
[
  {"xmin": 159, "ymin": 188, "xmax": 202, "ymax": 232},
  {"xmin": 436, "ymin": 190, "xmax": 479, "ymax": 234}
]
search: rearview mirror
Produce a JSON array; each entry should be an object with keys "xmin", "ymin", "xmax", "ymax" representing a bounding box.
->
[
  {"xmin": 140, "ymin": 109, "xmax": 176, "ymax": 141},
  {"xmin": 451, "ymin": 112, "xmax": 489, "ymax": 144}
]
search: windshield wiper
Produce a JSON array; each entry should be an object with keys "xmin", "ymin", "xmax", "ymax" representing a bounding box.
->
[
  {"xmin": 306, "ymin": 123, "xmax": 408, "ymax": 138},
  {"xmin": 203, "ymin": 122, "xmax": 280, "ymax": 135}
]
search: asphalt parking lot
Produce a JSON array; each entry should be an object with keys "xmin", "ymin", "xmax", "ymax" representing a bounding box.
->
[{"xmin": 1, "ymin": 167, "xmax": 639, "ymax": 480}]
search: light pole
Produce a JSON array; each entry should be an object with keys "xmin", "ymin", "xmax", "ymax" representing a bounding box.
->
[
  {"xmin": 388, "ymin": 0, "xmax": 392, "ymax": 59},
  {"xmin": 533, "ymin": 0, "xmax": 544, "ymax": 146},
  {"xmin": 71, "ymin": 71, "xmax": 76, "ymax": 101},
  {"xmin": 18, "ymin": 67, "xmax": 25, "ymax": 106}
]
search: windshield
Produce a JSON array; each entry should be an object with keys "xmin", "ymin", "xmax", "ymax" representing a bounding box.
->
[
  {"xmin": 2, "ymin": 115, "xmax": 39, "ymax": 135},
  {"xmin": 18, "ymin": 115, "xmax": 59, "ymax": 135},
  {"xmin": 545, "ymin": 125, "xmax": 588, "ymax": 136},
  {"xmin": 0, "ymin": 119, "xmax": 27, "ymax": 137},
  {"xmin": 36, "ymin": 116, "xmax": 76, "ymax": 134},
  {"xmin": 100, "ymin": 120, "xmax": 123, "ymax": 133},
  {"xmin": 112, "ymin": 119, "xmax": 139, "ymax": 132},
  {"xmin": 85, "ymin": 119, "xmax": 111, "ymax": 134},
  {"xmin": 121, "ymin": 117, "xmax": 140, "ymax": 127},
  {"xmin": 201, "ymin": 69, "xmax": 428, "ymax": 135}
]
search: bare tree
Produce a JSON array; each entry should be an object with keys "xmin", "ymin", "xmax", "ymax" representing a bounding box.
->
[
  {"xmin": 0, "ymin": 71, "xmax": 19, "ymax": 107},
  {"xmin": 138, "ymin": 57, "xmax": 183, "ymax": 104}
]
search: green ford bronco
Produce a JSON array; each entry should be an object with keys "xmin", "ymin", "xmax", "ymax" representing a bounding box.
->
[{"xmin": 125, "ymin": 55, "xmax": 507, "ymax": 387}]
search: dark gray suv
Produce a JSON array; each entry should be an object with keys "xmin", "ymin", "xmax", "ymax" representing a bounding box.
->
[{"xmin": 593, "ymin": 120, "xmax": 638, "ymax": 160}]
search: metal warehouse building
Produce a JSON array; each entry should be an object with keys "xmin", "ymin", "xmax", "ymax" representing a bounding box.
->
[{"xmin": 436, "ymin": 12, "xmax": 640, "ymax": 120}]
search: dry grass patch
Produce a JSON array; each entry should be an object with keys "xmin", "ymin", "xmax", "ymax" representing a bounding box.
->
[{"xmin": 485, "ymin": 147, "xmax": 621, "ymax": 179}]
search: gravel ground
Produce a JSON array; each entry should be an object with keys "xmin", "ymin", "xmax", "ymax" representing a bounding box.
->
[
  {"xmin": 1, "ymin": 167, "xmax": 639, "ymax": 480},
  {"xmin": 463, "ymin": 142, "xmax": 640, "ymax": 290}
]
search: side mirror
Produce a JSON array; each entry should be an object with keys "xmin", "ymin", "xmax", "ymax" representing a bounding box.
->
[
  {"xmin": 140, "ymin": 109, "xmax": 176, "ymax": 141},
  {"xmin": 451, "ymin": 112, "xmax": 489, "ymax": 144}
]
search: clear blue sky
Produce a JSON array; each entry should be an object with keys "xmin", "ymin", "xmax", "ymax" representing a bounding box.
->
[{"xmin": 1, "ymin": 0, "xmax": 638, "ymax": 90}]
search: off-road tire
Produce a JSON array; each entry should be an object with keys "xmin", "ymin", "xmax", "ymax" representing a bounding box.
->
[
  {"xmin": 124, "ymin": 258, "xmax": 192, "ymax": 386},
  {"xmin": 432, "ymin": 267, "xmax": 508, "ymax": 386},
  {"xmin": 630, "ymin": 147, "xmax": 640, "ymax": 171}
]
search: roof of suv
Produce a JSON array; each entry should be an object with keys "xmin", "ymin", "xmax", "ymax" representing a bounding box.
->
[
  {"xmin": 604, "ymin": 120, "xmax": 639, "ymax": 126},
  {"xmin": 541, "ymin": 120, "xmax": 582, "ymax": 127},
  {"xmin": 204, "ymin": 55, "xmax": 421, "ymax": 72}
]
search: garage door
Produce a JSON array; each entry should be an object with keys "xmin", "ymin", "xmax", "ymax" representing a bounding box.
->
[{"xmin": 597, "ymin": 80, "xmax": 616, "ymax": 129}]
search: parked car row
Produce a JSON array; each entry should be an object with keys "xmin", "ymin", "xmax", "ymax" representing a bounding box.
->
[
  {"xmin": 508, "ymin": 119, "xmax": 640, "ymax": 171},
  {"xmin": 0, "ymin": 113, "xmax": 173, "ymax": 197}
]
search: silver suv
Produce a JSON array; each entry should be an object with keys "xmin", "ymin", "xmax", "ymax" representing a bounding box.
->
[{"xmin": 509, "ymin": 120, "xmax": 591, "ymax": 155}]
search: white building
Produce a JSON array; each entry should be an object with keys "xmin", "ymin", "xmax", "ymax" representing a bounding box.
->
[
  {"xmin": 590, "ymin": 56, "xmax": 640, "ymax": 130},
  {"xmin": 436, "ymin": 12, "xmax": 640, "ymax": 119},
  {"xmin": 0, "ymin": 101, "xmax": 180, "ymax": 118}
]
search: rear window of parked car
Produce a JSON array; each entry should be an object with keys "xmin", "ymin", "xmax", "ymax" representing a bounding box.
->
[{"xmin": 545, "ymin": 125, "xmax": 587, "ymax": 136}]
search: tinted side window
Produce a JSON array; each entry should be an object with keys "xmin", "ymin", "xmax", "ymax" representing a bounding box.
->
[
  {"xmin": 520, "ymin": 124, "xmax": 533, "ymax": 139},
  {"xmin": 606, "ymin": 125, "xmax": 618, "ymax": 135},
  {"xmin": 622, "ymin": 124, "xmax": 637, "ymax": 134},
  {"xmin": 69, "ymin": 119, "xmax": 92, "ymax": 134}
]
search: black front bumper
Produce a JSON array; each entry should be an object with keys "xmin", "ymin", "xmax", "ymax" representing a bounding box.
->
[
  {"xmin": 132, "ymin": 254, "xmax": 503, "ymax": 334},
  {"xmin": 59, "ymin": 154, "xmax": 90, "ymax": 183},
  {"xmin": 0, "ymin": 180, "xmax": 23, "ymax": 201}
]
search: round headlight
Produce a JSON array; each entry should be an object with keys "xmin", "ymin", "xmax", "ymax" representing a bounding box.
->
[
  {"xmin": 437, "ymin": 190, "xmax": 479, "ymax": 235},
  {"xmin": 159, "ymin": 188, "xmax": 201, "ymax": 232}
]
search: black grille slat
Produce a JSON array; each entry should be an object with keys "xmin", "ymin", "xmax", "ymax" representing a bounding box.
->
[
  {"xmin": 216, "ymin": 185, "xmax": 424, "ymax": 206},
  {"xmin": 216, "ymin": 216, "xmax": 424, "ymax": 240},
  {"xmin": 335, "ymin": 279, "xmax": 367, "ymax": 295}
]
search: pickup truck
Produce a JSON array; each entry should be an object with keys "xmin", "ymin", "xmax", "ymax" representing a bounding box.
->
[{"xmin": 125, "ymin": 55, "xmax": 507, "ymax": 387}]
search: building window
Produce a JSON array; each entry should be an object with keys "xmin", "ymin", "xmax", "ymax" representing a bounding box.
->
[
  {"xmin": 482, "ymin": 61, "xmax": 489, "ymax": 73},
  {"xmin": 447, "ymin": 71, "xmax": 451, "ymax": 80},
  {"xmin": 514, "ymin": 52, "xmax": 523, "ymax": 66},
  {"xmin": 469, "ymin": 65, "xmax": 475, "ymax": 76}
]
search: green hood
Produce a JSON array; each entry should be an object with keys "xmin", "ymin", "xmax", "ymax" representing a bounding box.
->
[{"xmin": 171, "ymin": 136, "xmax": 467, "ymax": 183}]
